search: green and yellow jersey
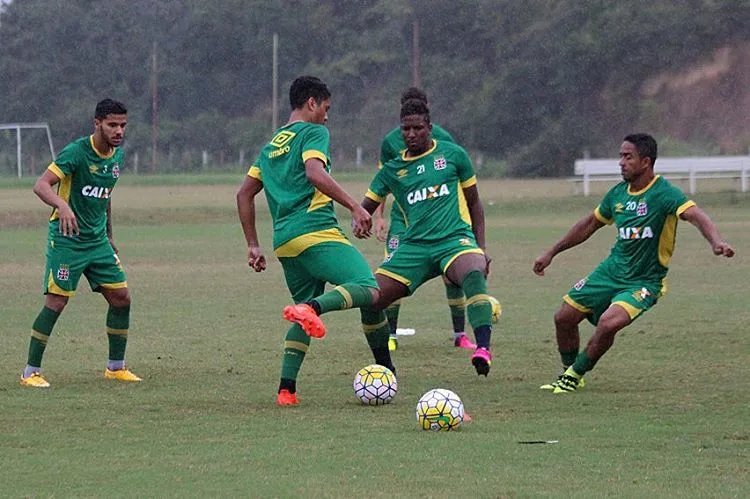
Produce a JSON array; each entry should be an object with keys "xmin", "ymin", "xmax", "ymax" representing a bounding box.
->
[
  {"xmin": 47, "ymin": 135, "xmax": 123, "ymax": 246},
  {"xmin": 378, "ymin": 124, "xmax": 455, "ymax": 235},
  {"xmin": 593, "ymin": 175, "xmax": 695, "ymax": 284},
  {"xmin": 247, "ymin": 121, "xmax": 345, "ymax": 256},
  {"xmin": 366, "ymin": 139, "xmax": 476, "ymax": 244}
]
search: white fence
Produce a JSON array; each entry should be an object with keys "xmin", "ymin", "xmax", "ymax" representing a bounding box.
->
[{"xmin": 573, "ymin": 156, "xmax": 750, "ymax": 196}]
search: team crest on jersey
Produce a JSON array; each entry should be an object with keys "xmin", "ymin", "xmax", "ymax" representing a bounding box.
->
[
  {"xmin": 56, "ymin": 264, "xmax": 70, "ymax": 281},
  {"xmin": 388, "ymin": 236, "xmax": 400, "ymax": 250},
  {"xmin": 631, "ymin": 287, "xmax": 651, "ymax": 302},
  {"xmin": 636, "ymin": 201, "xmax": 648, "ymax": 216},
  {"xmin": 397, "ymin": 169, "xmax": 408, "ymax": 178},
  {"xmin": 433, "ymin": 156, "xmax": 447, "ymax": 170},
  {"xmin": 573, "ymin": 278, "xmax": 586, "ymax": 290},
  {"xmin": 112, "ymin": 164, "xmax": 120, "ymax": 178}
]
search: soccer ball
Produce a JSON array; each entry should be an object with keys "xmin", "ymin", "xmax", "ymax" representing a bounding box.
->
[
  {"xmin": 416, "ymin": 388, "xmax": 464, "ymax": 431},
  {"xmin": 489, "ymin": 296, "xmax": 502, "ymax": 323},
  {"xmin": 353, "ymin": 364, "xmax": 397, "ymax": 405}
]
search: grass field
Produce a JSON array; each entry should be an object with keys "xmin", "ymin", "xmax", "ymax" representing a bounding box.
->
[{"xmin": 1, "ymin": 174, "xmax": 748, "ymax": 498}]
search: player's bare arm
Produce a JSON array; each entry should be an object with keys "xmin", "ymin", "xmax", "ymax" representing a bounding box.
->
[
  {"xmin": 33, "ymin": 169, "xmax": 79, "ymax": 237},
  {"xmin": 680, "ymin": 205, "xmax": 735, "ymax": 257},
  {"xmin": 236, "ymin": 175, "xmax": 267, "ymax": 272},
  {"xmin": 533, "ymin": 212, "xmax": 605, "ymax": 276},
  {"xmin": 463, "ymin": 184, "xmax": 490, "ymax": 271},
  {"xmin": 374, "ymin": 201, "xmax": 388, "ymax": 242},
  {"xmin": 305, "ymin": 158, "xmax": 372, "ymax": 236},
  {"xmin": 106, "ymin": 199, "xmax": 118, "ymax": 254}
]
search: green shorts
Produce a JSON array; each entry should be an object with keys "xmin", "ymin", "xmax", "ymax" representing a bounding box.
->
[
  {"xmin": 43, "ymin": 238, "xmax": 127, "ymax": 296},
  {"xmin": 376, "ymin": 233, "xmax": 484, "ymax": 295},
  {"xmin": 279, "ymin": 241, "xmax": 378, "ymax": 304},
  {"xmin": 564, "ymin": 266, "xmax": 661, "ymax": 325}
]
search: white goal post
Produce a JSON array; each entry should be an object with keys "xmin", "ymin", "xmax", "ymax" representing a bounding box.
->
[{"xmin": 0, "ymin": 122, "xmax": 56, "ymax": 178}]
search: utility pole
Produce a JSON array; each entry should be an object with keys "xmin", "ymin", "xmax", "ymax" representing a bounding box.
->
[
  {"xmin": 272, "ymin": 33, "xmax": 279, "ymax": 131},
  {"xmin": 411, "ymin": 19, "xmax": 421, "ymax": 88},
  {"xmin": 151, "ymin": 41, "xmax": 158, "ymax": 172}
]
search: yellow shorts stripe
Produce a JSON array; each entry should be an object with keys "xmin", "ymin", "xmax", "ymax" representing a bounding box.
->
[
  {"xmin": 563, "ymin": 294, "xmax": 591, "ymax": 313},
  {"xmin": 611, "ymin": 300, "xmax": 642, "ymax": 320},
  {"xmin": 442, "ymin": 248, "xmax": 485, "ymax": 274},
  {"xmin": 275, "ymin": 228, "xmax": 351, "ymax": 258},
  {"xmin": 375, "ymin": 268, "xmax": 411, "ymax": 287},
  {"xmin": 47, "ymin": 271, "xmax": 75, "ymax": 297},
  {"xmin": 99, "ymin": 281, "xmax": 128, "ymax": 290}
]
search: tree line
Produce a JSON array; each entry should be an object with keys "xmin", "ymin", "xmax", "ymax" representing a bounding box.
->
[{"xmin": 1, "ymin": 0, "xmax": 748, "ymax": 176}]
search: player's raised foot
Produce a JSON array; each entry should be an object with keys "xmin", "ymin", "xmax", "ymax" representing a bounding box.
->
[
  {"xmin": 20, "ymin": 372, "xmax": 50, "ymax": 388},
  {"xmin": 276, "ymin": 389, "xmax": 299, "ymax": 406},
  {"xmin": 104, "ymin": 368, "xmax": 142, "ymax": 382},
  {"xmin": 540, "ymin": 372, "xmax": 586, "ymax": 391},
  {"xmin": 471, "ymin": 347, "xmax": 492, "ymax": 376},
  {"xmin": 282, "ymin": 304, "xmax": 326, "ymax": 338},
  {"xmin": 388, "ymin": 336, "xmax": 399, "ymax": 351},
  {"xmin": 552, "ymin": 369, "xmax": 584, "ymax": 394},
  {"xmin": 454, "ymin": 333, "xmax": 476, "ymax": 350}
]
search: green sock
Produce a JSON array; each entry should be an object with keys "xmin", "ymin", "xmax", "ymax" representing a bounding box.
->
[
  {"xmin": 27, "ymin": 306, "xmax": 60, "ymax": 367},
  {"xmin": 314, "ymin": 284, "xmax": 374, "ymax": 314},
  {"xmin": 106, "ymin": 305, "xmax": 130, "ymax": 361},
  {"xmin": 463, "ymin": 271, "xmax": 493, "ymax": 330},
  {"xmin": 361, "ymin": 308, "xmax": 393, "ymax": 369},
  {"xmin": 385, "ymin": 300, "xmax": 401, "ymax": 336},
  {"xmin": 280, "ymin": 324, "xmax": 310, "ymax": 381},
  {"xmin": 445, "ymin": 281, "xmax": 466, "ymax": 334},
  {"xmin": 560, "ymin": 350, "xmax": 578, "ymax": 367},
  {"xmin": 571, "ymin": 351, "xmax": 597, "ymax": 376}
]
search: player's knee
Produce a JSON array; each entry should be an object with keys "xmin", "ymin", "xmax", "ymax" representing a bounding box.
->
[
  {"xmin": 105, "ymin": 289, "xmax": 131, "ymax": 308},
  {"xmin": 554, "ymin": 306, "xmax": 579, "ymax": 328},
  {"xmin": 45, "ymin": 293, "xmax": 69, "ymax": 313}
]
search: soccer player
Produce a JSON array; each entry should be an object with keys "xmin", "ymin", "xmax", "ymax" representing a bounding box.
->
[
  {"xmin": 237, "ymin": 76, "xmax": 394, "ymax": 406},
  {"xmin": 356, "ymin": 98, "xmax": 495, "ymax": 376},
  {"xmin": 20, "ymin": 98, "xmax": 141, "ymax": 388},
  {"xmin": 533, "ymin": 133, "xmax": 735, "ymax": 393},
  {"xmin": 374, "ymin": 87, "xmax": 474, "ymax": 352}
]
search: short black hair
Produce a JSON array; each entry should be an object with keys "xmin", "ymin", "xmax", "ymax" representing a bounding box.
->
[
  {"xmin": 400, "ymin": 98, "xmax": 430, "ymax": 123},
  {"xmin": 289, "ymin": 76, "xmax": 331, "ymax": 110},
  {"xmin": 624, "ymin": 133, "xmax": 658, "ymax": 166},
  {"xmin": 400, "ymin": 87, "xmax": 428, "ymax": 105},
  {"xmin": 95, "ymin": 98, "xmax": 127, "ymax": 119}
]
